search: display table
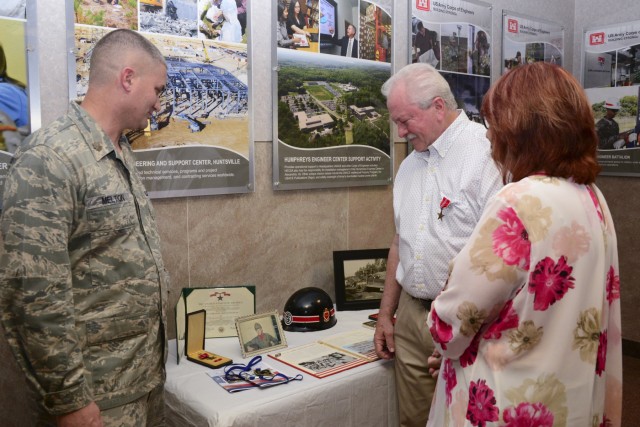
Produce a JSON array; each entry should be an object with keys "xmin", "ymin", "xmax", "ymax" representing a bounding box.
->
[{"xmin": 165, "ymin": 309, "xmax": 398, "ymax": 427}]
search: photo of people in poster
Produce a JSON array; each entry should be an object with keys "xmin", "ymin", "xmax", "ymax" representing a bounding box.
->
[
  {"xmin": 276, "ymin": 0, "xmax": 391, "ymax": 63},
  {"xmin": 74, "ymin": 1, "xmax": 251, "ymax": 197},
  {"xmin": 501, "ymin": 12, "xmax": 564, "ymax": 74},
  {"xmin": 583, "ymin": 19, "xmax": 640, "ymax": 176},
  {"xmin": 0, "ymin": 14, "xmax": 31, "ymax": 207},
  {"xmin": 357, "ymin": 1, "xmax": 391, "ymax": 63},
  {"xmin": 411, "ymin": 0, "xmax": 492, "ymax": 125},
  {"xmin": 75, "ymin": 1, "xmax": 246, "ymax": 44},
  {"xmin": 275, "ymin": 0, "xmax": 392, "ymax": 190},
  {"xmin": 197, "ymin": 0, "xmax": 246, "ymax": 43}
]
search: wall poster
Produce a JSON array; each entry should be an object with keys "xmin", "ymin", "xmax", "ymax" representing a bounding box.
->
[
  {"xmin": 583, "ymin": 20, "xmax": 640, "ymax": 176},
  {"xmin": 411, "ymin": 0, "xmax": 492, "ymax": 125},
  {"xmin": 0, "ymin": 2, "xmax": 38, "ymax": 208},
  {"xmin": 501, "ymin": 11, "xmax": 564, "ymax": 74},
  {"xmin": 73, "ymin": 0, "xmax": 252, "ymax": 198},
  {"xmin": 273, "ymin": 0, "xmax": 392, "ymax": 191}
]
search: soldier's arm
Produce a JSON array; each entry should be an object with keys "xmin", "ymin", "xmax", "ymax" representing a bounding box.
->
[
  {"xmin": 56, "ymin": 402, "xmax": 102, "ymax": 427},
  {"xmin": 598, "ymin": 135, "xmax": 615, "ymax": 150},
  {"xmin": 0, "ymin": 146, "xmax": 93, "ymax": 415},
  {"xmin": 595, "ymin": 120, "xmax": 616, "ymax": 149}
]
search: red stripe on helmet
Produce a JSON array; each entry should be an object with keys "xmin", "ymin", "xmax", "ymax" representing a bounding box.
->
[{"xmin": 291, "ymin": 308, "xmax": 334, "ymax": 323}]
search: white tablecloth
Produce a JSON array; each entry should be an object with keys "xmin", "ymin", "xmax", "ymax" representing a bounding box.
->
[{"xmin": 165, "ymin": 309, "xmax": 398, "ymax": 427}]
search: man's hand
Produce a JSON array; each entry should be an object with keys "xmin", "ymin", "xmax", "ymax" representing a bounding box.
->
[
  {"xmin": 374, "ymin": 315, "xmax": 396, "ymax": 359},
  {"xmin": 57, "ymin": 402, "xmax": 102, "ymax": 427},
  {"xmin": 427, "ymin": 350, "xmax": 442, "ymax": 379}
]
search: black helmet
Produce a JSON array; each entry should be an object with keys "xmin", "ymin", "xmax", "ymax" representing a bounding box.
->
[{"xmin": 282, "ymin": 287, "xmax": 337, "ymax": 332}]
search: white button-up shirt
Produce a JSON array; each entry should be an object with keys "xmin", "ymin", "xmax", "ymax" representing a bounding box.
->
[{"xmin": 393, "ymin": 111, "xmax": 502, "ymax": 299}]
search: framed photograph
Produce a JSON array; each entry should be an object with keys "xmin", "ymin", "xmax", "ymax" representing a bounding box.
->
[
  {"xmin": 333, "ymin": 248, "xmax": 389, "ymax": 311},
  {"xmin": 235, "ymin": 311, "xmax": 288, "ymax": 358}
]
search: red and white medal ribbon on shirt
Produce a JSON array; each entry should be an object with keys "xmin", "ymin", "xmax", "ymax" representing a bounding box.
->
[{"xmin": 437, "ymin": 197, "xmax": 451, "ymax": 220}]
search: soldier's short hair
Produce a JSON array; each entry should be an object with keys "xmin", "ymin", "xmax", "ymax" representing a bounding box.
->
[{"xmin": 89, "ymin": 29, "xmax": 166, "ymax": 86}]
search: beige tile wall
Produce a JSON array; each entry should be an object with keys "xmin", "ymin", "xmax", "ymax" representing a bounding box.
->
[{"xmin": 155, "ymin": 141, "xmax": 403, "ymax": 340}]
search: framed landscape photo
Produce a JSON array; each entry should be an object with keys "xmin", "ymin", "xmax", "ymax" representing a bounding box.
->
[
  {"xmin": 235, "ymin": 311, "xmax": 288, "ymax": 358},
  {"xmin": 333, "ymin": 248, "xmax": 389, "ymax": 311}
]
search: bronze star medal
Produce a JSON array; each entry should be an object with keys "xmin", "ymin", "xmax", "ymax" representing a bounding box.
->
[{"xmin": 438, "ymin": 197, "xmax": 451, "ymax": 220}]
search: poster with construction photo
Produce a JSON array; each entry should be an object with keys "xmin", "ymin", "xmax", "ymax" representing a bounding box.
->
[
  {"xmin": 75, "ymin": 25, "xmax": 252, "ymax": 197},
  {"xmin": 139, "ymin": 0, "xmax": 198, "ymax": 38}
]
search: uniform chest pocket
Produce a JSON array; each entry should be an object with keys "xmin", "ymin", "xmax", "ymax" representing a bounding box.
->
[{"xmin": 86, "ymin": 193, "xmax": 137, "ymax": 234}]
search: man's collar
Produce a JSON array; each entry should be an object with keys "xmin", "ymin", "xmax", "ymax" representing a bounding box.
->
[{"xmin": 429, "ymin": 110, "xmax": 467, "ymax": 158}]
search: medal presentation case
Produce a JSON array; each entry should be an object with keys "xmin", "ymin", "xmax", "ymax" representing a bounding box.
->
[{"xmin": 185, "ymin": 310, "xmax": 233, "ymax": 369}]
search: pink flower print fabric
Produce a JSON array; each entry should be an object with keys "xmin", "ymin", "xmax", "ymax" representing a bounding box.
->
[
  {"xmin": 483, "ymin": 300, "xmax": 519, "ymax": 340},
  {"xmin": 502, "ymin": 402, "xmax": 554, "ymax": 426},
  {"xmin": 429, "ymin": 306, "xmax": 453, "ymax": 350},
  {"xmin": 587, "ymin": 185, "xmax": 604, "ymax": 222},
  {"xmin": 606, "ymin": 266, "xmax": 620, "ymax": 304},
  {"xmin": 493, "ymin": 207, "xmax": 531, "ymax": 269},
  {"xmin": 467, "ymin": 379, "xmax": 499, "ymax": 426},
  {"xmin": 596, "ymin": 330, "xmax": 607, "ymax": 376},
  {"xmin": 425, "ymin": 177, "xmax": 622, "ymax": 427},
  {"xmin": 528, "ymin": 256, "xmax": 575, "ymax": 311},
  {"xmin": 443, "ymin": 359, "xmax": 457, "ymax": 406}
]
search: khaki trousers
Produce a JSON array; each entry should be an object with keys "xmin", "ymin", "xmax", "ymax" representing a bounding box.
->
[{"xmin": 394, "ymin": 290, "xmax": 436, "ymax": 427}]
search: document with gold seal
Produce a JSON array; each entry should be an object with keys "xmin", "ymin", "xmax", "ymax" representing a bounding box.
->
[{"xmin": 176, "ymin": 286, "xmax": 256, "ymax": 338}]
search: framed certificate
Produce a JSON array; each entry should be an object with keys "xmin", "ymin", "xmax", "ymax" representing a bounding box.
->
[{"xmin": 176, "ymin": 286, "xmax": 256, "ymax": 339}]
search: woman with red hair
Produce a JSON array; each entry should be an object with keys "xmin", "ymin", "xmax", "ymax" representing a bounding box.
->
[{"xmin": 426, "ymin": 62, "xmax": 622, "ymax": 426}]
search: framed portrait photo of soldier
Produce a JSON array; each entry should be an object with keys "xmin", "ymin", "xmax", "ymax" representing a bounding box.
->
[{"xmin": 236, "ymin": 311, "xmax": 288, "ymax": 358}]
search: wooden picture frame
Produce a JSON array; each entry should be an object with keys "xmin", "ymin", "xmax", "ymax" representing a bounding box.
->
[
  {"xmin": 333, "ymin": 248, "xmax": 389, "ymax": 311},
  {"xmin": 235, "ymin": 311, "xmax": 288, "ymax": 358}
]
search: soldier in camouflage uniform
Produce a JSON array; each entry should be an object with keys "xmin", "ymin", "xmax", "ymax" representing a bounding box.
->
[
  {"xmin": 0, "ymin": 29, "xmax": 170, "ymax": 427},
  {"xmin": 596, "ymin": 98, "xmax": 621, "ymax": 150}
]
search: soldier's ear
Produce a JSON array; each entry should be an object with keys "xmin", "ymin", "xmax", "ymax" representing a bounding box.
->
[{"xmin": 120, "ymin": 67, "xmax": 135, "ymax": 93}]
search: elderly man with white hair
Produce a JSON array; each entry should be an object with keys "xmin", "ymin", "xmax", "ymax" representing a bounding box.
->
[{"xmin": 373, "ymin": 63, "xmax": 502, "ymax": 427}]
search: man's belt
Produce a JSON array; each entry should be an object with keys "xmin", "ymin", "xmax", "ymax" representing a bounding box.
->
[{"xmin": 411, "ymin": 296, "xmax": 433, "ymax": 311}]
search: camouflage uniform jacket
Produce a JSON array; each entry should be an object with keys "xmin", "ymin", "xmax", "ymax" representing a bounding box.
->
[
  {"xmin": 0, "ymin": 102, "xmax": 169, "ymax": 415},
  {"xmin": 596, "ymin": 116, "xmax": 620, "ymax": 149}
]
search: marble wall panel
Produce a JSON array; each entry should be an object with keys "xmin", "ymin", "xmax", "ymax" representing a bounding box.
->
[{"xmin": 186, "ymin": 142, "xmax": 352, "ymax": 317}]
